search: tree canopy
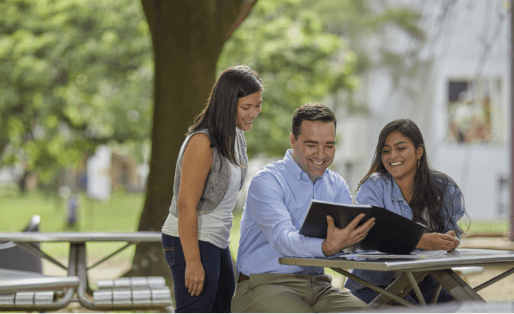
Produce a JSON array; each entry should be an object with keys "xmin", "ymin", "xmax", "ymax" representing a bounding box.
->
[
  {"xmin": 218, "ymin": 0, "xmax": 359, "ymax": 157},
  {"xmin": 0, "ymin": 0, "xmax": 421, "ymax": 189},
  {"xmin": 0, "ymin": 0, "xmax": 153, "ymax": 187},
  {"xmin": 302, "ymin": 0, "xmax": 425, "ymax": 93}
]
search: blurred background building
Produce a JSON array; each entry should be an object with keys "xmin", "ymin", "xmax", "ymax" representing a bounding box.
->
[{"xmin": 332, "ymin": 0, "xmax": 510, "ymax": 220}]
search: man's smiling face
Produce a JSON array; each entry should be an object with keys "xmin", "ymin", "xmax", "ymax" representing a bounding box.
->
[{"xmin": 290, "ymin": 120, "xmax": 336, "ymax": 182}]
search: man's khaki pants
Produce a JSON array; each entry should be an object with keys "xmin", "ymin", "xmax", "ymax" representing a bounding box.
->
[{"xmin": 231, "ymin": 273, "xmax": 369, "ymax": 313}]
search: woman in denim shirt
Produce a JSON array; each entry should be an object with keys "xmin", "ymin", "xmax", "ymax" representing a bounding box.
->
[{"xmin": 344, "ymin": 119, "xmax": 468, "ymax": 304}]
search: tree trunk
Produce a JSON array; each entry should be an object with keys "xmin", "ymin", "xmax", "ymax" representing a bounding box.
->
[
  {"xmin": 124, "ymin": 0, "xmax": 258, "ymax": 279},
  {"xmin": 18, "ymin": 170, "xmax": 30, "ymax": 194}
]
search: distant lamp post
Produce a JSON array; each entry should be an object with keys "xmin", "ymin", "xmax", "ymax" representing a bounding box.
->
[{"xmin": 510, "ymin": 0, "xmax": 514, "ymax": 241}]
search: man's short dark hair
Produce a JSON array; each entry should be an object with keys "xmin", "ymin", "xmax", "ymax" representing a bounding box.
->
[{"xmin": 292, "ymin": 103, "xmax": 337, "ymax": 139}]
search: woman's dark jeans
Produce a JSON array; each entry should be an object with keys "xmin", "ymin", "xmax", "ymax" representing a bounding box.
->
[
  {"xmin": 162, "ymin": 234, "xmax": 235, "ymax": 313},
  {"xmin": 350, "ymin": 274, "xmax": 454, "ymax": 305}
]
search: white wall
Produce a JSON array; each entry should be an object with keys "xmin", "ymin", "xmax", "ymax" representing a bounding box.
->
[
  {"xmin": 430, "ymin": 0, "xmax": 511, "ymax": 220},
  {"xmin": 433, "ymin": 145, "xmax": 509, "ymax": 220}
]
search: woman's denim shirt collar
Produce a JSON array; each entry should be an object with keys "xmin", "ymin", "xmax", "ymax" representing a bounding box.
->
[
  {"xmin": 363, "ymin": 172, "xmax": 414, "ymax": 223},
  {"xmin": 389, "ymin": 176, "xmax": 404, "ymax": 202}
]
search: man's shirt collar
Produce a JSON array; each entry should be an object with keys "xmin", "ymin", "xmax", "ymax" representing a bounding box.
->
[{"xmin": 283, "ymin": 149, "xmax": 328, "ymax": 182}]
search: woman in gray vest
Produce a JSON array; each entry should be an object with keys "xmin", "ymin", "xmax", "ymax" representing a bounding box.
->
[{"xmin": 161, "ymin": 65, "xmax": 263, "ymax": 313}]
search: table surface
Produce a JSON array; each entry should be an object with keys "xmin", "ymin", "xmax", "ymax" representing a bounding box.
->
[
  {"xmin": 0, "ymin": 232, "xmax": 162, "ymax": 243},
  {"xmin": 279, "ymin": 248, "xmax": 514, "ymax": 271}
]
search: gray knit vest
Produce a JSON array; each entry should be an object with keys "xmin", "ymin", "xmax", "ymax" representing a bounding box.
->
[{"xmin": 169, "ymin": 128, "xmax": 248, "ymax": 217}]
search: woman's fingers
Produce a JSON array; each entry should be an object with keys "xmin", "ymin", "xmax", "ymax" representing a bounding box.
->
[
  {"xmin": 190, "ymin": 276, "xmax": 205, "ymax": 296},
  {"xmin": 187, "ymin": 280, "xmax": 193, "ymax": 295},
  {"xmin": 195, "ymin": 282, "xmax": 204, "ymax": 296},
  {"xmin": 445, "ymin": 230, "xmax": 460, "ymax": 250},
  {"xmin": 185, "ymin": 267, "xmax": 205, "ymax": 296},
  {"xmin": 185, "ymin": 277, "xmax": 191, "ymax": 293},
  {"xmin": 189, "ymin": 282, "xmax": 195, "ymax": 295},
  {"xmin": 187, "ymin": 281, "xmax": 203, "ymax": 296},
  {"xmin": 440, "ymin": 237, "xmax": 456, "ymax": 251}
]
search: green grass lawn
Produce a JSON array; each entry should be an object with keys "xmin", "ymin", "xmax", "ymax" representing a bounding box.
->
[
  {"xmin": 1, "ymin": 189, "xmax": 145, "ymax": 259},
  {"xmin": 463, "ymin": 220, "xmax": 510, "ymax": 235},
  {"xmin": 2, "ymin": 189, "xmax": 511, "ymax": 262}
]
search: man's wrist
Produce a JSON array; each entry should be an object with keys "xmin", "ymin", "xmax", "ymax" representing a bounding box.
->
[{"xmin": 322, "ymin": 240, "xmax": 336, "ymax": 256}]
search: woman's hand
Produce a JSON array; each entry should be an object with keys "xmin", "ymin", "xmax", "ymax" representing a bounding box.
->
[
  {"xmin": 185, "ymin": 259, "xmax": 205, "ymax": 297},
  {"xmin": 445, "ymin": 230, "xmax": 460, "ymax": 251},
  {"xmin": 417, "ymin": 232, "xmax": 458, "ymax": 251}
]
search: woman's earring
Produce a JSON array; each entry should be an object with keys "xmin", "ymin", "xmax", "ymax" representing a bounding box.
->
[{"xmin": 417, "ymin": 158, "xmax": 420, "ymax": 169}]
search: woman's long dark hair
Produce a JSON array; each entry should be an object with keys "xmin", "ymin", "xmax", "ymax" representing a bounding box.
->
[
  {"xmin": 358, "ymin": 119, "xmax": 469, "ymax": 235},
  {"xmin": 188, "ymin": 65, "xmax": 263, "ymax": 166}
]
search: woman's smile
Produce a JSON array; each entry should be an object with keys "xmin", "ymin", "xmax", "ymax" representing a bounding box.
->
[{"xmin": 381, "ymin": 131, "xmax": 422, "ymax": 182}]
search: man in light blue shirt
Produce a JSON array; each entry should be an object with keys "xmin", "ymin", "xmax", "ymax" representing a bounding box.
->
[{"xmin": 232, "ymin": 103, "xmax": 375, "ymax": 313}]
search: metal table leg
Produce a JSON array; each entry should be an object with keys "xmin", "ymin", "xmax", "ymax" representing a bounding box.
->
[
  {"xmin": 474, "ymin": 267, "xmax": 514, "ymax": 292},
  {"xmin": 406, "ymin": 271, "xmax": 426, "ymax": 305},
  {"xmin": 446, "ymin": 269, "xmax": 485, "ymax": 301},
  {"xmin": 369, "ymin": 271, "xmax": 429, "ymax": 307},
  {"xmin": 16, "ymin": 242, "xmax": 68, "ymax": 270},
  {"xmin": 431, "ymin": 284, "xmax": 442, "ymax": 304},
  {"xmin": 48, "ymin": 244, "xmax": 78, "ymax": 310},
  {"xmin": 331, "ymin": 268, "xmax": 416, "ymax": 308},
  {"xmin": 430, "ymin": 270, "xmax": 485, "ymax": 302},
  {"xmin": 75, "ymin": 244, "xmax": 97, "ymax": 311}
]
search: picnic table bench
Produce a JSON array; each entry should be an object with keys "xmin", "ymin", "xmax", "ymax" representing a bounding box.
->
[{"xmin": 0, "ymin": 232, "xmax": 173, "ymax": 311}]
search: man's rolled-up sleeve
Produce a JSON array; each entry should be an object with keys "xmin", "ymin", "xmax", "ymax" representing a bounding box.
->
[{"xmin": 246, "ymin": 174, "xmax": 325, "ymax": 258}]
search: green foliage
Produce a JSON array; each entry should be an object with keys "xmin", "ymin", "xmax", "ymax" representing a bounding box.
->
[
  {"xmin": 287, "ymin": 0, "xmax": 426, "ymax": 116},
  {"xmin": 301, "ymin": 0, "xmax": 425, "ymax": 75},
  {"xmin": 0, "ymin": 0, "xmax": 424, "ymax": 180},
  {"xmin": 0, "ymin": 0, "xmax": 153, "ymax": 184},
  {"xmin": 303, "ymin": 0, "xmax": 423, "ymax": 38},
  {"xmin": 218, "ymin": 0, "xmax": 359, "ymax": 158}
]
